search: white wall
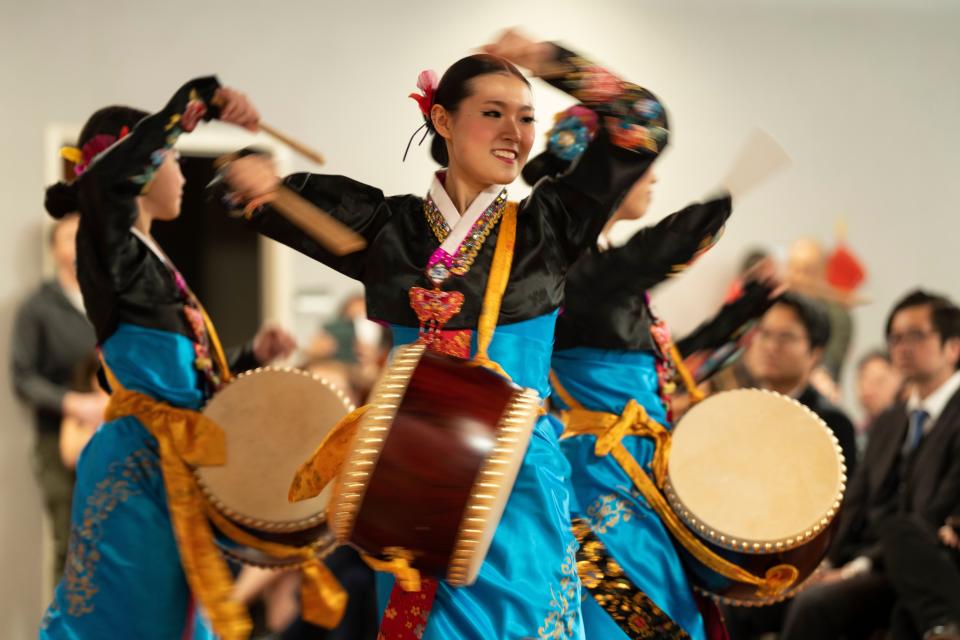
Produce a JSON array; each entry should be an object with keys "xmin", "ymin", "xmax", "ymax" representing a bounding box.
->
[{"xmin": 1, "ymin": 0, "xmax": 958, "ymax": 636}]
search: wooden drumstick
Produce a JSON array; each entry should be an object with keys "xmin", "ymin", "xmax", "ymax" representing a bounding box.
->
[
  {"xmin": 210, "ymin": 95, "xmax": 325, "ymax": 165},
  {"xmin": 271, "ymin": 186, "xmax": 366, "ymax": 255},
  {"xmin": 257, "ymin": 122, "xmax": 325, "ymax": 165},
  {"xmin": 215, "ymin": 153, "xmax": 366, "ymax": 256}
]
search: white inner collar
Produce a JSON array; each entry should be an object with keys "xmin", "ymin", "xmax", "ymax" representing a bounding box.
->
[
  {"xmin": 130, "ymin": 226, "xmax": 171, "ymax": 267},
  {"xmin": 907, "ymin": 369, "xmax": 960, "ymax": 430},
  {"xmin": 429, "ymin": 172, "xmax": 506, "ymax": 255}
]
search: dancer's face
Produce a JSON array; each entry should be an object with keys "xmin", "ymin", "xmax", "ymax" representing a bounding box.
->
[
  {"xmin": 618, "ymin": 169, "xmax": 658, "ymax": 220},
  {"xmin": 432, "ymin": 73, "xmax": 535, "ymax": 187},
  {"xmin": 140, "ymin": 151, "xmax": 185, "ymax": 222}
]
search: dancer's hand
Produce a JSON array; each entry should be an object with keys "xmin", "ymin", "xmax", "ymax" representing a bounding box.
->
[
  {"xmin": 62, "ymin": 391, "xmax": 108, "ymax": 427},
  {"xmin": 222, "ymin": 154, "xmax": 280, "ymax": 204},
  {"xmin": 482, "ymin": 29, "xmax": 555, "ymax": 76},
  {"xmin": 940, "ymin": 524, "xmax": 960, "ymax": 549},
  {"xmin": 744, "ymin": 257, "xmax": 787, "ymax": 299},
  {"xmin": 806, "ymin": 567, "xmax": 845, "ymax": 586},
  {"xmin": 214, "ymin": 87, "xmax": 260, "ymax": 132},
  {"xmin": 252, "ymin": 324, "xmax": 297, "ymax": 364}
]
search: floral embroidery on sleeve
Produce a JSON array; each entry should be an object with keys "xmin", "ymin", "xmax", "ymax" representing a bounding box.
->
[{"xmin": 544, "ymin": 47, "xmax": 669, "ymax": 155}]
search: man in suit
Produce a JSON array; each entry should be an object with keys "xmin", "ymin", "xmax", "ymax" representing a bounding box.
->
[
  {"xmin": 750, "ymin": 293, "xmax": 858, "ymax": 474},
  {"xmin": 880, "ymin": 512, "xmax": 960, "ymax": 640},
  {"xmin": 10, "ymin": 214, "xmax": 101, "ymax": 584},
  {"xmin": 724, "ymin": 293, "xmax": 858, "ymax": 640},
  {"xmin": 781, "ymin": 289, "xmax": 960, "ymax": 640}
]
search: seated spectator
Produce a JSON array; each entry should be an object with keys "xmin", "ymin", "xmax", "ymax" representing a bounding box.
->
[
  {"xmin": 881, "ymin": 513, "xmax": 960, "ymax": 640},
  {"xmin": 724, "ymin": 293, "xmax": 858, "ymax": 640},
  {"xmin": 786, "ymin": 237, "xmax": 855, "ymax": 382},
  {"xmin": 780, "ymin": 289, "xmax": 960, "ymax": 640},
  {"xmin": 750, "ymin": 293, "xmax": 858, "ymax": 473},
  {"xmin": 856, "ymin": 349, "xmax": 906, "ymax": 452}
]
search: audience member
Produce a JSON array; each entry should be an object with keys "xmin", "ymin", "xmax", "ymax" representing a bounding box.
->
[
  {"xmin": 856, "ymin": 349, "xmax": 906, "ymax": 451},
  {"xmin": 10, "ymin": 214, "xmax": 102, "ymax": 582},
  {"xmin": 786, "ymin": 237, "xmax": 854, "ymax": 382},
  {"xmin": 780, "ymin": 289, "xmax": 960, "ymax": 640}
]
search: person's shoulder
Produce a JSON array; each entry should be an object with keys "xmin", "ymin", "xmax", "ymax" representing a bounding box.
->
[
  {"xmin": 869, "ymin": 402, "xmax": 908, "ymax": 436},
  {"xmin": 385, "ymin": 192, "xmax": 423, "ymax": 210},
  {"xmin": 937, "ymin": 385, "xmax": 960, "ymax": 431},
  {"xmin": 801, "ymin": 385, "xmax": 852, "ymax": 425},
  {"xmin": 16, "ymin": 280, "xmax": 59, "ymax": 314}
]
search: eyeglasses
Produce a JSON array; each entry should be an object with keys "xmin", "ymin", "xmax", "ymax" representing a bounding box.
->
[
  {"xmin": 755, "ymin": 328, "xmax": 807, "ymax": 348},
  {"xmin": 887, "ymin": 329, "xmax": 938, "ymax": 348}
]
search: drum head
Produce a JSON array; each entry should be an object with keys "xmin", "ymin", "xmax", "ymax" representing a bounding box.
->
[
  {"xmin": 667, "ymin": 389, "xmax": 845, "ymax": 551},
  {"xmin": 198, "ymin": 368, "xmax": 353, "ymax": 532}
]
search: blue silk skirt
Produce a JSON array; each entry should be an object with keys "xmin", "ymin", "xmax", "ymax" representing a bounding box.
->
[
  {"xmin": 39, "ymin": 324, "xmax": 214, "ymax": 640},
  {"xmin": 552, "ymin": 347, "xmax": 705, "ymax": 640}
]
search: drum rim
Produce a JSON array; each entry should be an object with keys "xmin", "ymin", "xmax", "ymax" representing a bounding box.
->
[
  {"xmin": 695, "ymin": 583, "xmax": 804, "ymax": 608},
  {"xmin": 664, "ymin": 388, "xmax": 847, "ymax": 555},
  {"xmin": 444, "ymin": 386, "xmax": 541, "ymax": 586},
  {"xmin": 330, "ymin": 342, "xmax": 426, "ymax": 543},
  {"xmin": 197, "ymin": 366, "xmax": 356, "ymax": 533}
]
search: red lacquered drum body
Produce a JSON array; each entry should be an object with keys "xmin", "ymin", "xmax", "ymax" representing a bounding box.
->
[{"xmin": 330, "ymin": 343, "xmax": 540, "ymax": 586}]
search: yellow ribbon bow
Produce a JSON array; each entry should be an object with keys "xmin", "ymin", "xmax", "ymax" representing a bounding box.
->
[
  {"xmin": 551, "ymin": 371, "xmax": 797, "ymax": 598},
  {"xmin": 105, "ymin": 366, "xmax": 346, "ymax": 638},
  {"xmin": 104, "ymin": 375, "xmax": 250, "ymax": 640}
]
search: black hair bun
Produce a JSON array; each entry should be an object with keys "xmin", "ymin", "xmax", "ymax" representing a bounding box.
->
[{"xmin": 44, "ymin": 181, "xmax": 79, "ymax": 219}]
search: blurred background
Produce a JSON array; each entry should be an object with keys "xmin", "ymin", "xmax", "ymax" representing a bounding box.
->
[{"xmin": 1, "ymin": 0, "xmax": 958, "ymax": 636}]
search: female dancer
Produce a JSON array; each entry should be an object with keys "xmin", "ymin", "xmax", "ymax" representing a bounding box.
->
[
  {"xmin": 215, "ymin": 30, "xmax": 669, "ymax": 640},
  {"xmin": 526, "ymin": 105, "xmax": 777, "ymax": 639},
  {"xmin": 40, "ymin": 79, "xmax": 295, "ymax": 640}
]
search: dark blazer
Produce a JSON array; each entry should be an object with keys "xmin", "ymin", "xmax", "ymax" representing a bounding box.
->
[
  {"xmin": 829, "ymin": 386, "xmax": 960, "ymax": 566},
  {"xmin": 797, "ymin": 385, "xmax": 858, "ymax": 478}
]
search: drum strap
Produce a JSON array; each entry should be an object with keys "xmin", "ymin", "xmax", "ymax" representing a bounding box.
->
[
  {"xmin": 470, "ymin": 201, "xmax": 518, "ymax": 380},
  {"xmin": 646, "ymin": 315, "xmax": 706, "ymax": 407},
  {"xmin": 287, "ymin": 203, "xmax": 521, "ymax": 504},
  {"xmin": 573, "ymin": 519, "xmax": 692, "ymax": 639},
  {"xmin": 552, "ymin": 378, "xmax": 672, "ymax": 487},
  {"xmin": 551, "ymin": 375, "xmax": 798, "ymax": 599},
  {"xmin": 666, "ymin": 340, "xmax": 705, "ymax": 404},
  {"xmin": 101, "ymin": 363, "xmax": 347, "ymax": 639}
]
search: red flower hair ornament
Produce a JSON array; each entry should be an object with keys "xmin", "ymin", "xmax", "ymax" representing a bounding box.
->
[{"xmin": 404, "ymin": 70, "xmax": 439, "ymax": 161}]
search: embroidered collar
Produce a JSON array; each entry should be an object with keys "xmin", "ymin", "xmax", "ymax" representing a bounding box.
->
[{"xmin": 423, "ymin": 171, "xmax": 507, "ymax": 279}]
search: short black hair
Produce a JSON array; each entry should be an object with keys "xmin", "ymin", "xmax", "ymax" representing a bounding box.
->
[
  {"xmin": 770, "ymin": 293, "xmax": 831, "ymax": 350},
  {"xmin": 885, "ymin": 289, "xmax": 960, "ymax": 347},
  {"xmin": 856, "ymin": 348, "xmax": 892, "ymax": 372}
]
